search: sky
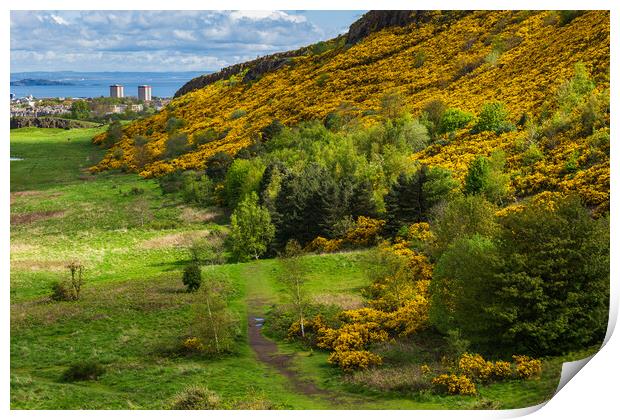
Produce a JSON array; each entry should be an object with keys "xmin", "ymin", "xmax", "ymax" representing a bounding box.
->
[{"xmin": 10, "ymin": 10, "xmax": 364, "ymax": 73}]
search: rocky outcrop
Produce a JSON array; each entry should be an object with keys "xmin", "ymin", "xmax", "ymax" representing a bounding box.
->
[
  {"xmin": 10, "ymin": 116, "xmax": 97, "ymax": 130},
  {"xmin": 174, "ymin": 48, "xmax": 306, "ymax": 98},
  {"xmin": 174, "ymin": 11, "xmax": 470, "ymax": 98}
]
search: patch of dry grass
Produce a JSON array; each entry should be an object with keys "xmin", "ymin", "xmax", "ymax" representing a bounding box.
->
[
  {"xmin": 179, "ymin": 207, "xmax": 222, "ymax": 224},
  {"xmin": 344, "ymin": 364, "xmax": 432, "ymax": 393},
  {"xmin": 10, "ymin": 259, "xmax": 68, "ymax": 272},
  {"xmin": 140, "ymin": 230, "xmax": 212, "ymax": 249},
  {"xmin": 10, "ymin": 210, "xmax": 65, "ymax": 225},
  {"xmin": 312, "ymin": 293, "xmax": 363, "ymax": 310}
]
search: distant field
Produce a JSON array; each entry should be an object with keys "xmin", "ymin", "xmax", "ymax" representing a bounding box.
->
[{"xmin": 10, "ymin": 127, "xmax": 576, "ymax": 409}]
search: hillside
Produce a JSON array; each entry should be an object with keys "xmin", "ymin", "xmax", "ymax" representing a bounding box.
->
[{"xmin": 91, "ymin": 10, "xmax": 610, "ymax": 212}]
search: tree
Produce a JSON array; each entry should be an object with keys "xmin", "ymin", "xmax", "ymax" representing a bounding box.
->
[
  {"xmin": 191, "ymin": 275, "xmax": 238, "ymax": 354},
  {"xmin": 463, "ymin": 152, "xmax": 510, "ymax": 204},
  {"xmin": 182, "ymin": 263, "xmax": 202, "ymax": 292},
  {"xmin": 430, "ymin": 194, "xmax": 498, "ymax": 257},
  {"xmin": 70, "ymin": 100, "xmax": 90, "ymax": 120},
  {"xmin": 472, "ymin": 102, "xmax": 515, "ymax": 134},
  {"xmin": 182, "ymin": 171, "xmax": 214, "ymax": 206},
  {"xmin": 430, "ymin": 194, "xmax": 609, "ymax": 356},
  {"xmin": 103, "ymin": 121, "xmax": 122, "ymax": 148},
  {"xmin": 129, "ymin": 196, "xmax": 153, "ymax": 227},
  {"xmin": 230, "ymin": 193, "xmax": 275, "ymax": 261},
  {"xmin": 279, "ymin": 240, "xmax": 309, "ymax": 338},
  {"xmin": 384, "ymin": 166, "xmax": 457, "ymax": 235},
  {"xmin": 272, "ymin": 163, "xmax": 332, "ymax": 247},
  {"xmin": 463, "ymin": 156, "xmax": 490, "ymax": 196},
  {"xmin": 223, "ymin": 159, "xmax": 265, "ymax": 208},
  {"xmin": 205, "ymin": 152, "xmax": 233, "ymax": 181},
  {"xmin": 420, "ymin": 99, "xmax": 447, "ymax": 139},
  {"xmin": 438, "ymin": 108, "xmax": 474, "ymax": 134}
]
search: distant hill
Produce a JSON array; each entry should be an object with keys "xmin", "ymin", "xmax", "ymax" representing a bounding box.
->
[
  {"xmin": 91, "ymin": 10, "xmax": 610, "ymax": 213},
  {"xmin": 11, "ymin": 78, "xmax": 75, "ymax": 86}
]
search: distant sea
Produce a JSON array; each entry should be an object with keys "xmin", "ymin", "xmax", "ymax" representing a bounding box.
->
[{"xmin": 10, "ymin": 71, "xmax": 210, "ymax": 99}]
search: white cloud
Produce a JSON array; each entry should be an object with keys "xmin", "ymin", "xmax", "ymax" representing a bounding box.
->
[
  {"xmin": 49, "ymin": 14, "xmax": 69, "ymax": 25},
  {"xmin": 10, "ymin": 10, "xmax": 361, "ymax": 72},
  {"xmin": 229, "ymin": 10, "xmax": 307, "ymax": 23},
  {"xmin": 173, "ymin": 30, "xmax": 196, "ymax": 42}
]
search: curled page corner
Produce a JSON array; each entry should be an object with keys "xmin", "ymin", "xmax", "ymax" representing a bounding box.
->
[
  {"xmin": 551, "ymin": 295, "xmax": 618, "ymax": 397},
  {"xmin": 497, "ymin": 300, "xmax": 617, "ymax": 418}
]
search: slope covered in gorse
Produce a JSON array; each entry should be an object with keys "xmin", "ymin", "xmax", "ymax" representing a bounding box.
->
[{"xmin": 92, "ymin": 10, "xmax": 610, "ymax": 212}]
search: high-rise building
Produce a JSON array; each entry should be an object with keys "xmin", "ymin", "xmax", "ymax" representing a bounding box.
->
[
  {"xmin": 110, "ymin": 85, "xmax": 124, "ymax": 98},
  {"xmin": 138, "ymin": 85, "xmax": 152, "ymax": 101}
]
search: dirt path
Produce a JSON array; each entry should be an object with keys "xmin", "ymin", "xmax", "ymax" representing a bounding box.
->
[{"xmin": 247, "ymin": 300, "xmax": 334, "ymax": 398}]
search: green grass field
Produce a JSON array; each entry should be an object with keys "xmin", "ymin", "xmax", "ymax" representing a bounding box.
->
[{"xmin": 10, "ymin": 127, "xmax": 588, "ymax": 409}]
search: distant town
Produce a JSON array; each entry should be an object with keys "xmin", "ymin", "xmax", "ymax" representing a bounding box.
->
[{"xmin": 10, "ymin": 84, "xmax": 171, "ymax": 119}]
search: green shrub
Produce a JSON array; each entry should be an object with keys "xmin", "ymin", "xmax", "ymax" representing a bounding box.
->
[
  {"xmin": 260, "ymin": 119, "xmax": 285, "ymax": 141},
  {"xmin": 165, "ymin": 116, "xmax": 185, "ymax": 133},
  {"xmin": 413, "ymin": 50, "xmax": 427, "ymax": 68},
  {"xmin": 438, "ymin": 108, "xmax": 474, "ymax": 134},
  {"xmin": 169, "ymin": 385, "xmax": 221, "ymax": 410},
  {"xmin": 316, "ymin": 73, "xmax": 329, "ymax": 87},
  {"xmin": 229, "ymin": 109, "xmax": 247, "ymax": 120},
  {"xmin": 192, "ymin": 128, "xmax": 219, "ymax": 146},
  {"xmin": 61, "ymin": 361, "xmax": 105, "ymax": 382},
  {"xmin": 103, "ymin": 121, "xmax": 122, "ymax": 148},
  {"xmin": 559, "ymin": 10, "xmax": 584, "ymax": 26},
  {"xmin": 128, "ymin": 187, "xmax": 145, "ymax": 196},
  {"xmin": 522, "ymin": 144, "xmax": 544, "ymax": 166},
  {"xmin": 51, "ymin": 262, "xmax": 85, "ymax": 302},
  {"xmin": 182, "ymin": 263, "xmax": 202, "ymax": 292},
  {"xmin": 133, "ymin": 135, "xmax": 149, "ymax": 147},
  {"xmin": 50, "ymin": 281, "xmax": 75, "ymax": 302},
  {"xmin": 158, "ymin": 170, "xmax": 184, "ymax": 194},
  {"xmin": 181, "ymin": 171, "xmax": 214, "ymax": 206},
  {"xmin": 164, "ymin": 133, "xmax": 190, "ymax": 159},
  {"xmin": 205, "ymin": 151, "xmax": 233, "ymax": 181},
  {"xmin": 472, "ymin": 102, "xmax": 515, "ymax": 134}
]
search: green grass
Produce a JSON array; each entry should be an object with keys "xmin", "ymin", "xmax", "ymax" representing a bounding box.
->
[{"xmin": 10, "ymin": 127, "xmax": 598, "ymax": 409}]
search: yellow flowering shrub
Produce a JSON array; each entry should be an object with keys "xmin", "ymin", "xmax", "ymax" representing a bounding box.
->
[
  {"xmin": 458, "ymin": 353, "xmax": 495, "ymax": 380},
  {"xmin": 493, "ymin": 361, "xmax": 513, "ymax": 379},
  {"xmin": 513, "ymin": 355, "xmax": 543, "ymax": 379},
  {"xmin": 286, "ymin": 314, "xmax": 326, "ymax": 340},
  {"xmin": 317, "ymin": 322, "xmax": 388, "ymax": 352},
  {"xmin": 327, "ymin": 350, "xmax": 383, "ymax": 372},
  {"xmin": 182, "ymin": 337, "xmax": 204, "ymax": 353},
  {"xmin": 404, "ymin": 222, "xmax": 435, "ymax": 244},
  {"xmin": 304, "ymin": 236, "xmax": 343, "ymax": 253},
  {"xmin": 343, "ymin": 216, "xmax": 385, "ymax": 246},
  {"xmin": 305, "ymin": 217, "xmax": 385, "ymax": 254},
  {"xmin": 458, "ymin": 353, "xmax": 516, "ymax": 381},
  {"xmin": 431, "ymin": 374, "xmax": 477, "ymax": 396},
  {"xmin": 420, "ymin": 364, "xmax": 432, "ymax": 376}
]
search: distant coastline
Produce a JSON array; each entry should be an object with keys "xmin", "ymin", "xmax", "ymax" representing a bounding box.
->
[
  {"xmin": 11, "ymin": 78, "xmax": 75, "ymax": 86},
  {"xmin": 10, "ymin": 70, "xmax": 210, "ymax": 99}
]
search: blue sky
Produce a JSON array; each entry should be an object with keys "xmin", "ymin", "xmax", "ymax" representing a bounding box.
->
[{"xmin": 10, "ymin": 10, "xmax": 364, "ymax": 73}]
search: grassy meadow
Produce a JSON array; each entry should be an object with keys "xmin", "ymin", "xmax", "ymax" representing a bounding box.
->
[{"xmin": 10, "ymin": 126, "xmax": 584, "ymax": 409}]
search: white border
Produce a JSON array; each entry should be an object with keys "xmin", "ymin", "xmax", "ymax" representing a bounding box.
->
[{"xmin": 3, "ymin": 2, "xmax": 618, "ymax": 420}]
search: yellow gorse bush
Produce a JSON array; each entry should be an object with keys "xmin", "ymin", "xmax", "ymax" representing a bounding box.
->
[
  {"xmin": 182, "ymin": 337, "xmax": 204, "ymax": 353},
  {"xmin": 431, "ymin": 374, "xmax": 477, "ymax": 396},
  {"xmin": 327, "ymin": 350, "xmax": 383, "ymax": 372},
  {"xmin": 513, "ymin": 355, "xmax": 543, "ymax": 379}
]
